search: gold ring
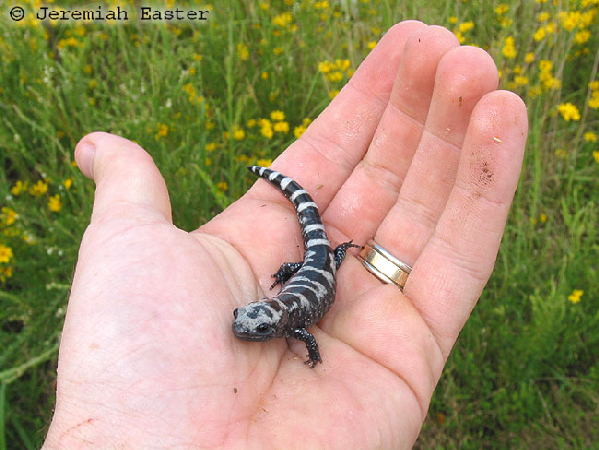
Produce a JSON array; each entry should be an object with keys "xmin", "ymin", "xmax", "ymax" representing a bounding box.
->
[{"xmin": 359, "ymin": 240, "xmax": 412, "ymax": 291}]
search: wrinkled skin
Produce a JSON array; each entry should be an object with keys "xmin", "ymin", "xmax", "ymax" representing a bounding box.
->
[{"xmin": 43, "ymin": 22, "xmax": 528, "ymax": 450}]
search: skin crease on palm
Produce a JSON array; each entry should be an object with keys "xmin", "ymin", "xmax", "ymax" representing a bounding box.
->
[{"xmin": 42, "ymin": 21, "xmax": 528, "ymax": 450}]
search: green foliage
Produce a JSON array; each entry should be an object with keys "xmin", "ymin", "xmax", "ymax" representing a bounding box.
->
[{"xmin": 1, "ymin": 0, "xmax": 598, "ymax": 448}]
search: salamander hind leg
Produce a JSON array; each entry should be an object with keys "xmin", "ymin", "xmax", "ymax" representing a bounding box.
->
[
  {"xmin": 334, "ymin": 240, "xmax": 362, "ymax": 269},
  {"xmin": 270, "ymin": 261, "xmax": 303, "ymax": 290},
  {"xmin": 292, "ymin": 328, "xmax": 322, "ymax": 368}
]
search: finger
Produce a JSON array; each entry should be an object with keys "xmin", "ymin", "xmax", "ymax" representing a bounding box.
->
[
  {"xmin": 405, "ymin": 90, "xmax": 528, "ymax": 356},
  {"xmin": 323, "ymin": 25, "xmax": 459, "ymax": 242},
  {"xmin": 247, "ymin": 21, "xmax": 426, "ymax": 210},
  {"xmin": 372, "ymin": 46, "xmax": 500, "ymax": 264},
  {"xmin": 75, "ymin": 131, "xmax": 172, "ymax": 223}
]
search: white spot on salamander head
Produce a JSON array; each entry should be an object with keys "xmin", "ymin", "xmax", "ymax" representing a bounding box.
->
[{"xmin": 232, "ymin": 301, "xmax": 283, "ymax": 341}]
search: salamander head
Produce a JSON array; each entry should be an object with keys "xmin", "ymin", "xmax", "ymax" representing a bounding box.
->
[{"xmin": 232, "ymin": 300, "xmax": 285, "ymax": 341}]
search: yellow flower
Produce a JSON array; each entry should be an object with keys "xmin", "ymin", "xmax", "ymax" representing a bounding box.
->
[
  {"xmin": 557, "ymin": 103, "xmax": 581, "ymax": 121},
  {"xmin": 48, "ymin": 194, "xmax": 61, "ymax": 213},
  {"xmin": 1, "ymin": 207, "xmax": 17, "ymax": 226},
  {"xmin": 257, "ymin": 158, "xmax": 272, "ymax": 167},
  {"xmin": 329, "ymin": 89, "xmax": 340, "ymax": 99},
  {"xmin": 63, "ymin": 178, "xmax": 72, "ymax": 190},
  {"xmin": 448, "ymin": 16, "xmax": 458, "ymax": 24},
  {"xmin": 540, "ymin": 73, "xmax": 561, "ymax": 89},
  {"xmin": 0, "ymin": 266, "xmax": 12, "ymax": 282},
  {"xmin": 272, "ymin": 12, "xmax": 293, "ymax": 27},
  {"xmin": 273, "ymin": 121, "xmax": 289, "ymax": 133},
  {"xmin": 533, "ymin": 27, "xmax": 546, "ymax": 41},
  {"xmin": 537, "ymin": 12, "xmax": 551, "ymax": 22},
  {"xmin": 568, "ymin": 289, "xmax": 583, "ymax": 304},
  {"xmin": 270, "ymin": 110, "xmax": 285, "ymax": 121},
  {"xmin": 540, "ymin": 213, "xmax": 547, "ymax": 223},
  {"xmin": 246, "ymin": 119, "xmax": 256, "ymax": 128},
  {"xmin": 337, "ymin": 59, "xmax": 351, "ymax": 72},
  {"xmin": 540, "ymin": 63, "xmax": 553, "ymax": 75},
  {"xmin": 154, "ymin": 123, "xmax": 168, "ymax": 140},
  {"xmin": 458, "ymin": 22, "xmax": 474, "ymax": 33},
  {"xmin": 216, "ymin": 181, "xmax": 228, "ymax": 191},
  {"xmin": 58, "ymin": 36, "xmax": 80, "ymax": 49},
  {"xmin": 528, "ymin": 85, "xmax": 542, "ymax": 97},
  {"xmin": 502, "ymin": 36, "xmax": 517, "ymax": 59},
  {"xmin": 206, "ymin": 142, "xmax": 216, "ymax": 152},
  {"xmin": 183, "ymin": 83, "xmax": 196, "ymax": 96},
  {"xmin": 318, "ymin": 61, "xmax": 331, "ymax": 73},
  {"xmin": 259, "ymin": 119, "xmax": 273, "ymax": 139},
  {"xmin": 237, "ymin": 43, "xmax": 249, "ymax": 61},
  {"xmin": 0, "ymin": 244, "xmax": 13, "ymax": 263},
  {"xmin": 589, "ymin": 81, "xmax": 599, "ymax": 90},
  {"xmin": 328, "ymin": 71, "xmax": 344, "ymax": 82},
  {"xmin": 205, "ymin": 157, "xmax": 212, "ymax": 166},
  {"xmin": 584, "ymin": 132, "xmax": 597, "ymax": 142},
  {"xmin": 11, "ymin": 180, "xmax": 27, "ymax": 196},
  {"xmin": 260, "ymin": 71, "xmax": 269, "ymax": 80},
  {"xmin": 233, "ymin": 126, "xmax": 246, "ymax": 141},
  {"xmin": 273, "ymin": 47, "xmax": 283, "ymax": 56},
  {"xmin": 593, "ymin": 150, "xmax": 599, "ymax": 164},
  {"xmin": 589, "ymin": 91, "xmax": 599, "ymax": 109},
  {"xmin": 367, "ymin": 41, "xmax": 377, "ymax": 50},
  {"xmin": 293, "ymin": 126, "xmax": 306, "ymax": 139},
  {"xmin": 29, "ymin": 180, "xmax": 48, "ymax": 197},
  {"xmin": 494, "ymin": 4, "xmax": 508, "ymax": 14},
  {"xmin": 575, "ymin": 29, "xmax": 590, "ymax": 44},
  {"xmin": 83, "ymin": 64, "xmax": 92, "ymax": 74},
  {"xmin": 558, "ymin": 11, "xmax": 581, "ymax": 32},
  {"xmin": 515, "ymin": 75, "xmax": 529, "ymax": 86},
  {"xmin": 525, "ymin": 52, "xmax": 535, "ymax": 63},
  {"xmin": 580, "ymin": 9, "xmax": 596, "ymax": 26}
]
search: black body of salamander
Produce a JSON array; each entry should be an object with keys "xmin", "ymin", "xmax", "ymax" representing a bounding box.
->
[{"xmin": 232, "ymin": 166, "xmax": 360, "ymax": 368}]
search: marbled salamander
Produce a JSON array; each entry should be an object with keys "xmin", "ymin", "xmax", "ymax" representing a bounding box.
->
[{"xmin": 232, "ymin": 166, "xmax": 360, "ymax": 368}]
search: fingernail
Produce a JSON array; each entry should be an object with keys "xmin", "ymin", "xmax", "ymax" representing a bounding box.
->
[{"xmin": 75, "ymin": 142, "xmax": 95, "ymax": 179}]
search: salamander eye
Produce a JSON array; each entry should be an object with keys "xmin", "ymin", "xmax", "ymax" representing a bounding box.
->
[
  {"xmin": 233, "ymin": 308, "xmax": 239, "ymax": 318},
  {"xmin": 256, "ymin": 323, "xmax": 270, "ymax": 333}
]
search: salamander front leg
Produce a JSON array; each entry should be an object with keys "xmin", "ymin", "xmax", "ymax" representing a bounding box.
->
[
  {"xmin": 292, "ymin": 328, "xmax": 322, "ymax": 368},
  {"xmin": 270, "ymin": 261, "xmax": 303, "ymax": 290}
]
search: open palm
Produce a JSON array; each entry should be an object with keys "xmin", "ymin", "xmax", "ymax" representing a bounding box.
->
[{"xmin": 43, "ymin": 22, "xmax": 527, "ymax": 449}]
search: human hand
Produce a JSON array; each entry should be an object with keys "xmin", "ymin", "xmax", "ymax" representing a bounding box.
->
[{"xmin": 43, "ymin": 21, "xmax": 527, "ymax": 449}]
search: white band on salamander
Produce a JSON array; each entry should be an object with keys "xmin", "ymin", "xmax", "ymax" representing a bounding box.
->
[{"xmin": 359, "ymin": 240, "xmax": 412, "ymax": 291}]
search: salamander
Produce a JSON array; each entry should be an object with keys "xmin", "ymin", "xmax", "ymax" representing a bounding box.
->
[{"xmin": 232, "ymin": 166, "xmax": 360, "ymax": 368}]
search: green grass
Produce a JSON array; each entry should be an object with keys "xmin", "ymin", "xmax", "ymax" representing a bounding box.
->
[{"xmin": 1, "ymin": 0, "xmax": 598, "ymax": 448}]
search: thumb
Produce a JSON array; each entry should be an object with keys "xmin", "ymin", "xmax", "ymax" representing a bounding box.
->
[{"xmin": 75, "ymin": 132, "xmax": 172, "ymax": 223}]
